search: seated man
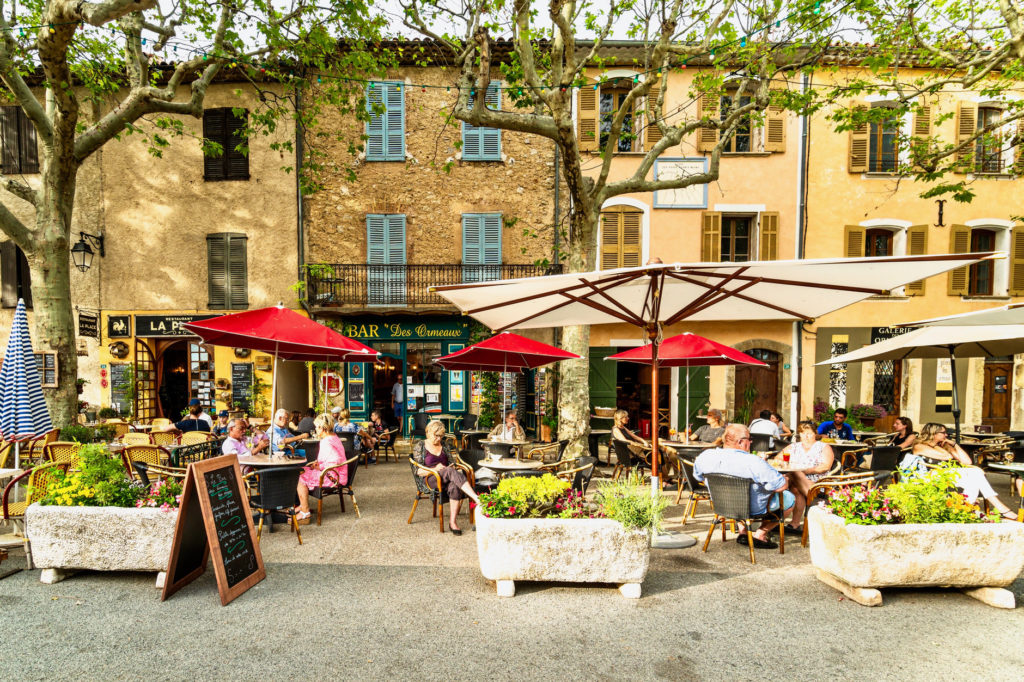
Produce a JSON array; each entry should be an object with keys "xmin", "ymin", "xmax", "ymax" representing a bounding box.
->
[
  {"xmin": 269, "ymin": 408, "xmax": 306, "ymax": 457},
  {"xmin": 221, "ymin": 418, "xmax": 252, "ymax": 456},
  {"xmin": 749, "ymin": 409, "xmax": 781, "ymax": 448},
  {"xmin": 817, "ymin": 407, "xmax": 853, "ymax": 441},
  {"xmin": 694, "ymin": 424, "xmax": 794, "ymax": 550},
  {"xmin": 489, "ymin": 410, "xmax": 526, "ymax": 441}
]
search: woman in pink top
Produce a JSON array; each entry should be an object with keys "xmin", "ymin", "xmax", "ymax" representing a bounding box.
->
[{"xmin": 295, "ymin": 414, "xmax": 349, "ymax": 523}]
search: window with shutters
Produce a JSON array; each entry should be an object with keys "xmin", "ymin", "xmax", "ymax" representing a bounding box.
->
[
  {"xmin": 721, "ymin": 217, "xmax": 752, "ymax": 262},
  {"xmin": 462, "ymin": 213, "xmax": 502, "ymax": 281},
  {"xmin": 462, "ymin": 82, "xmax": 502, "ymax": 161},
  {"xmin": 969, "ymin": 229, "xmax": 996, "ymax": 295},
  {"xmin": 202, "ymin": 108, "xmax": 249, "ymax": 181},
  {"xmin": 868, "ymin": 103, "xmax": 899, "ymax": 173},
  {"xmin": 599, "ymin": 207, "xmax": 642, "ymax": 269},
  {"xmin": 365, "ymin": 82, "xmax": 405, "ymax": 161},
  {"xmin": 975, "ymin": 106, "xmax": 1004, "ymax": 174},
  {"xmin": 0, "ymin": 106, "xmax": 39, "ymax": 174},
  {"xmin": 206, "ymin": 233, "xmax": 248, "ymax": 309},
  {"xmin": 366, "ymin": 214, "xmax": 407, "ymax": 304},
  {"xmin": 599, "ymin": 84, "xmax": 637, "ymax": 152},
  {"xmin": 720, "ymin": 93, "xmax": 753, "ymax": 153},
  {"xmin": 865, "ymin": 229, "xmax": 894, "ymax": 257},
  {"xmin": 1, "ymin": 241, "xmax": 32, "ymax": 308}
]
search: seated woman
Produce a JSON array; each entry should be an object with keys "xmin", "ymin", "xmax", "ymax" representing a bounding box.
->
[
  {"xmin": 770, "ymin": 411, "xmax": 793, "ymax": 439},
  {"xmin": 295, "ymin": 413, "xmax": 349, "ymax": 524},
  {"xmin": 778, "ymin": 420, "xmax": 836, "ymax": 533},
  {"xmin": 611, "ymin": 409, "xmax": 679, "ymax": 486},
  {"xmin": 891, "ymin": 416, "xmax": 916, "ymax": 450},
  {"xmin": 164, "ymin": 404, "xmax": 211, "ymax": 434},
  {"xmin": 907, "ymin": 423, "xmax": 1017, "ymax": 519},
  {"xmin": 413, "ymin": 420, "xmax": 480, "ymax": 535},
  {"xmin": 688, "ymin": 408, "xmax": 726, "ymax": 446}
]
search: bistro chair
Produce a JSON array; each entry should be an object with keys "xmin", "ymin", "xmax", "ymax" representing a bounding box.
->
[
  {"xmin": 443, "ymin": 434, "xmax": 462, "ymax": 456},
  {"xmin": 839, "ymin": 447, "xmax": 869, "ymax": 472},
  {"xmin": 180, "ymin": 431, "xmax": 211, "ymax": 446},
  {"xmin": 749, "ymin": 433, "xmax": 774, "ymax": 454},
  {"xmin": 408, "ymin": 448, "xmax": 475, "ymax": 533},
  {"xmin": 0, "ymin": 441, "xmax": 12, "ymax": 469},
  {"xmin": 131, "ymin": 462, "xmax": 187, "ymax": 487},
  {"xmin": 122, "ymin": 445, "xmax": 171, "ymax": 481},
  {"xmin": 243, "ymin": 466, "xmax": 304, "ymax": 544},
  {"xmin": 556, "ymin": 456, "xmax": 596, "ymax": 495},
  {"xmin": 23, "ymin": 428, "xmax": 60, "ymax": 465},
  {"xmin": 121, "ymin": 432, "xmax": 153, "ymax": 446},
  {"xmin": 675, "ymin": 458, "xmax": 713, "ymax": 523},
  {"xmin": 335, "ymin": 432, "xmax": 358, "ymax": 467},
  {"xmin": 109, "ymin": 422, "xmax": 131, "ymax": 440},
  {"xmin": 375, "ymin": 426, "xmax": 400, "ymax": 463},
  {"xmin": 307, "ymin": 453, "xmax": 360, "ymax": 525},
  {"xmin": 611, "ymin": 440, "xmax": 650, "ymax": 482},
  {"xmin": 150, "ymin": 418, "xmax": 172, "ymax": 429},
  {"xmin": 2, "ymin": 462, "xmax": 71, "ymax": 568},
  {"xmin": 523, "ymin": 441, "xmax": 560, "ymax": 463},
  {"xmin": 43, "ymin": 441, "xmax": 81, "ymax": 468},
  {"xmin": 864, "ymin": 432, "xmax": 896, "ymax": 446},
  {"xmin": 411, "ymin": 413, "xmax": 430, "ymax": 440},
  {"xmin": 151, "ymin": 430, "xmax": 177, "ymax": 447},
  {"xmin": 462, "ymin": 413, "xmax": 478, "ymax": 430},
  {"xmin": 701, "ymin": 473, "xmax": 786, "ymax": 564}
]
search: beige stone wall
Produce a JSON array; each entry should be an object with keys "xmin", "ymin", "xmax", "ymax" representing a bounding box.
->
[{"xmin": 304, "ymin": 68, "xmax": 556, "ymax": 266}]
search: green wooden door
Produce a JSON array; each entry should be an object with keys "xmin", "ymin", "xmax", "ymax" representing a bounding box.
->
[
  {"xmin": 678, "ymin": 366, "xmax": 710, "ymax": 431},
  {"xmin": 589, "ymin": 347, "xmax": 617, "ymax": 413}
]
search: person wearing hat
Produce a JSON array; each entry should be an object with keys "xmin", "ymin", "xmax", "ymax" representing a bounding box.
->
[
  {"xmin": 212, "ymin": 410, "xmax": 231, "ymax": 437},
  {"xmin": 189, "ymin": 398, "xmax": 214, "ymax": 428},
  {"xmin": 331, "ymin": 406, "xmax": 344, "ymax": 435}
]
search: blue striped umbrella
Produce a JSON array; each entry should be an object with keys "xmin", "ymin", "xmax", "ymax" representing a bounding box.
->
[{"xmin": 1, "ymin": 299, "xmax": 53, "ymax": 466}]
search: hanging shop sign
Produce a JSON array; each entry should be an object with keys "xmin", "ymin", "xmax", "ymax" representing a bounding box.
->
[
  {"xmin": 77, "ymin": 311, "xmax": 99, "ymax": 339},
  {"xmin": 340, "ymin": 317, "xmax": 471, "ymax": 341},
  {"xmin": 135, "ymin": 314, "xmax": 217, "ymax": 338},
  {"xmin": 107, "ymin": 315, "xmax": 131, "ymax": 338},
  {"xmin": 320, "ymin": 372, "xmax": 343, "ymax": 396},
  {"xmin": 870, "ymin": 327, "xmax": 915, "ymax": 344}
]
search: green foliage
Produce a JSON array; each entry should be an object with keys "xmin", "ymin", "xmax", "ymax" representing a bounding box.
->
[
  {"xmin": 594, "ymin": 470, "xmax": 667, "ymax": 531},
  {"xmin": 60, "ymin": 425, "xmax": 98, "ymax": 444},
  {"xmin": 735, "ymin": 381, "xmax": 758, "ymax": 426},
  {"xmin": 116, "ymin": 365, "xmax": 135, "ymax": 419},
  {"xmin": 39, "ymin": 445, "xmax": 144, "ymax": 508},
  {"xmin": 478, "ymin": 474, "xmax": 597, "ymax": 519},
  {"xmin": 93, "ymin": 425, "xmax": 117, "ymax": 443},
  {"xmin": 886, "ymin": 464, "xmax": 998, "ymax": 524},
  {"xmin": 822, "ymin": 484, "xmax": 899, "ymax": 525},
  {"xmin": 250, "ymin": 370, "xmax": 270, "ymax": 418},
  {"xmin": 98, "ymin": 407, "xmax": 119, "ymax": 419},
  {"xmin": 478, "ymin": 372, "xmax": 501, "ymax": 429}
]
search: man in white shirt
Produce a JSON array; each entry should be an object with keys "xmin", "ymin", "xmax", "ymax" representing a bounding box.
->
[
  {"xmin": 220, "ymin": 419, "xmax": 252, "ymax": 457},
  {"xmin": 190, "ymin": 398, "xmax": 214, "ymax": 428},
  {"xmin": 488, "ymin": 410, "xmax": 525, "ymax": 441},
  {"xmin": 749, "ymin": 409, "xmax": 781, "ymax": 446}
]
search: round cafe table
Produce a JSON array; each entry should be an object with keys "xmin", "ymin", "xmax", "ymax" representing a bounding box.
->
[
  {"xmin": 480, "ymin": 439, "xmax": 533, "ymax": 459},
  {"xmin": 767, "ymin": 459, "xmax": 816, "ymax": 474},
  {"xmin": 237, "ymin": 453, "xmax": 306, "ymax": 468},
  {"xmin": 478, "ymin": 457, "xmax": 545, "ymax": 479}
]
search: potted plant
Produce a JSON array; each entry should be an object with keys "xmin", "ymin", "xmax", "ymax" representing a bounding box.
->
[
  {"xmin": 807, "ymin": 465, "xmax": 1024, "ymax": 608},
  {"xmin": 475, "ymin": 472, "xmax": 664, "ymax": 598},
  {"xmin": 25, "ymin": 445, "xmax": 181, "ymax": 587},
  {"xmin": 540, "ymin": 401, "xmax": 557, "ymax": 442},
  {"xmin": 97, "ymin": 407, "xmax": 119, "ymax": 421},
  {"xmin": 76, "ymin": 378, "xmax": 88, "ymax": 395}
]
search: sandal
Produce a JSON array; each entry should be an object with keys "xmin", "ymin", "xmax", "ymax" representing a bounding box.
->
[
  {"xmin": 1001, "ymin": 511, "xmax": 1018, "ymax": 521},
  {"xmin": 295, "ymin": 510, "xmax": 311, "ymax": 525}
]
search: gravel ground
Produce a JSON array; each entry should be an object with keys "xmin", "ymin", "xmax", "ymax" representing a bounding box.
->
[{"xmin": 2, "ymin": 451, "xmax": 1023, "ymax": 681}]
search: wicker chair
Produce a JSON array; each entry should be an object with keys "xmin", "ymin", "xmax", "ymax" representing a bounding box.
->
[
  {"xmin": 43, "ymin": 441, "xmax": 82, "ymax": 467},
  {"xmin": 556, "ymin": 456, "xmax": 597, "ymax": 495},
  {"xmin": 23, "ymin": 428, "xmax": 60, "ymax": 465},
  {"xmin": 407, "ymin": 443, "xmax": 475, "ymax": 533},
  {"xmin": 864, "ymin": 432, "xmax": 896, "ymax": 446},
  {"xmin": 523, "ymin": 441, "xmax": 560, "ymax": 463},
  {"xmin": 839, "ymin": 447, "xmax": 870, "ymax": 472},
  {"xmin": 0, "ymin": 440, "xmax": 12, "ymax": 469},
  {"xmin": 612, "ymin": 439, "xmax": 650, "ymax": 481},
  {"xmin": 244, "ymin": 466, "xmax": 304, "ymax": 544},
  {"xmin": 121, "ymin": 432, "xmax": 153, "ymax": 446},
  {"xmin": 307, "ymin": 453, "xmax": 361, "ymax": 525},
  {"xmin": 150, "ymin": 418, "xmax": 172, "ymax": 429},
  {"xmin": 701, "ymin": 473, "xmax": 787, "ymax": 564},
  {"xmin": 122, "ymin": 445, "xmax": 171, "ymax": 480},
  {"xmin": 151, "ymin": 430, "xmax": 177, "ymax": 447},
  {"xmin": 109, "ymin": 422, "xmax": 131, "ymax": 440},
  {"xmin": 2, "ymin": 462, "xmax": 71, "ymax": 567},
  {"xmin": 180, "ymin": 431, "xmax": 211, "ymax": 446},
  {"xmin": 674, "ymin": 458, "xmax": 712, "ymax": 522},
  {"xmin": 131, "ymin": 462, "xmax": 187, "ymax": 487}
]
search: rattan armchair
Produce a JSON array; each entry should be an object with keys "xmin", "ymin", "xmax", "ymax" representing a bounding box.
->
[
  {"xmin": 180, "ymin": 431, "xmax": 212, "ymax": 446},
  {"xmin": 120, "ymin": 432, "xmax": 153, "ymax": 446},
  {"xmin": 131, "ymin": 462, "xmax": 187, "ymax": 487},
  {"xmin": 555, "ymin": 456, "xmax": 596, "ymax": 495},
  {"xmin": 523, "ymin": 441, "xmax": 561, "ymax": 463},
  {"xmin": 839, "ymin": 447, "xmax": 870, "ymax": 472},
  {"xmin": 408, "ymin": 453, "xmax": 475, "ymax": 533},
  {"xmin": 150, "ymin": 418, "xmax": 172, "ymax": 429},
  {"xmin": 863, "ymin": 432, "xmax": 897, "ymax": 446},
  {"xmin": 307, "ymin": 453, "xmax": 361, "ymax": 525},
  {"xmin": 611, "ymin": 440, "xmax": 651, "ymax": 481},
  {"xmin": 43, "ymin": 441, "xmax": 81, "ymax": 467},
  {"xmin": 109, "ymin": 422, "xmax": 131, "ymax": 440},
  {"xmin": 22, "ymin": 428, "xmax": 60, "ymax": 465},
  {"xmin": 151, "ymin": 430, "xmax": 177, "ymax": 447},
  {"xmin": 701, "ymin": 473, "xmax": 786, "ymax": 564},
  {"xmin": 122, "ymin": 445, "xmax": 171, "ymax": 480},
  {"xmin": 243, "ymin": 466, "xmax": 304, "ymax": 544},
  {"xmin": 2, "ymin": 462, "xmax": 71, "ymax": 567},
  {"xmin": 0, "ymin": 440, "xmax": 12, "ymax": 469},
  {"xmin": 374, "ymin": 426, "xmax": 401, "ymax": 463}
]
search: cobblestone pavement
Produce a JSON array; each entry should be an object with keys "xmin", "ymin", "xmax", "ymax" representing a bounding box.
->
[{"xmin": 1, "ymin": 443, "xmax": 1022, "ymax": 680}]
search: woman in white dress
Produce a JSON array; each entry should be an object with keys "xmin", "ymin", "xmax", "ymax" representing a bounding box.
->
[{"xmin": 777, "ymin": 420, "xmax": 835, "ymax": 532}]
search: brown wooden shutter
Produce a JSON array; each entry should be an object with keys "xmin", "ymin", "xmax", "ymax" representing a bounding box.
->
[
  {"xmin": 844, "ymin": 225, "xmax": 866, "ymax": 257},
  {"xmin": 759, "ymin": 212, "xmax": 779, "ymax": 259},
  {"xmin": 701, "ymin": 211, "xmax": 721, "ymax": 261},
  {"xmin": 955, "ymin": 102, "xmax": 976, "ymax": 173},
  {"xmin": 621, "ymin": 211, "xmax": 642, "ymax": 267},
  {"xmin": 227, "ymin": 234, "xmax": 248, "ymax": 309},
  {"xmin": 848, "ymin": 104, "xmax": 869, "ymax": 173},
  {"xmin": 764, "ymin": 85, "xmax": 786, "ymax": 153},
  {"xmin": 1, "ymin": 241, "xmax": 17, "ymax": 307},
  {"xmin": 17, "ymin": 109, "xmax": 38, "ymax": 173},
  {"xmin": 905, "ymin": 224, "xmax": 928, "ymax": 295},
  {"xmin": 600, "ymin": 210, "xmax": 622, "ymax": 270},
  {"xmin": 203, "ymin": 109, "xmax": 226, "ymax": 180},
  {"xmin": 226, "ymin": 110, "xmax": 250, "ymax": 180},
  {"xmin": 1, "ymin": 107, "xmax": 19, "ymax": 174},
  {"xmin": 696, "ymin": 94, "xmax": 719, "ymax": 152},
  {"xmin": 645, "ymin": 83, "xmax": 663, "ymax": 149},
  {"xmin": 207, "ymin": 233, "xmax": 228, "ymax": 307},
  {"xmin": 1009, "ymin": 225, "xmax": 1024, "ymax": 296},
  {"xmin": 947, "ymin": 224, "xmax": 970, "ymax": 295},
  {"xmin": 1014, "ymin": 118, "xmax": 1024, "ymax": 174},
  {"xmin": 913, "ymin": 101, "xmax": 932, "ymax": 138},
  {"xmin": 578, "ymin": 86, "xmax": 599, "ymax": 152}
]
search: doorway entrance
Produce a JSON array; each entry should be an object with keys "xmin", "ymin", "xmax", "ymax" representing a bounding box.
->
[
  {"xmin": 733, "ymin": 348, "xmax": 780, "ymax": 423},
  {"xmin": 371, "ymin": 342, "xmax": 402, "ymax": 423},
  {"xmin": 616, "ymin": 358, "xmax": 669, "ymax": 437},
  {"xmin": 159, "ymin": 344, "xmax": 189, "ymax": 419},
  {"xmin": 983, "ymin": 361, "xmax": 1012, "ymax": 433}
]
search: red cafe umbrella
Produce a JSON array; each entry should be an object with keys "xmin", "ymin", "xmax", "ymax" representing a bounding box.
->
[
  {"xmin": 184, "ymin": 305, "xmax": 378, "ymax": 413},
  {"xmin": 607, "ymin": 333, "xmax": 766, "ymax": 437},
  {"xmin": 436, "ymin": 332, "xmax": 581, "ymax": 418}
]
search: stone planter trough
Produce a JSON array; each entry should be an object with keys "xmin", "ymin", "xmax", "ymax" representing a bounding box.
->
[
  {"xmin": 475, "ymin": 512, "xmax": 651, "ymax": 598},
  {"xmin": 807, "ymin": 506, "xmax": 1024, "ymax": 608},
  {"xmin": 25, "ymin": 504, "xmax": 177, "ymax": 587}
]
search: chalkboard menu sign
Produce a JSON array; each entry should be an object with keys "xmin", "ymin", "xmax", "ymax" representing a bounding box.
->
[
  {"xmin": 162, "ymin": 455, "xmax": 265, "ymax": 606},
  {"xmin": 109, "ymin": 363, "xmax": 130, "ymax": 415},
  {"xmin": 231, "ymin": 363, "xmax": 253, "ymax": 410}
]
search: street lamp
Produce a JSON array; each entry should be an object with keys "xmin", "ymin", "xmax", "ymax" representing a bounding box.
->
[{"xmin": 71, "ymin": 232, "xmax": 105, "ymax": 272}]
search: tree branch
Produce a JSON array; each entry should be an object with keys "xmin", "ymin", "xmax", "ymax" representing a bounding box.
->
[{"xmin": 0, "ymin": 174, "xmax": 38, "ymax": 206}]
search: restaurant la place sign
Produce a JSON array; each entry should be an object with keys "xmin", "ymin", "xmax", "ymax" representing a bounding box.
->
[
  {"xmin": 135, "ymin": 314, "xmax": 218, "ymax": 338},
  {"xmin": 341, "ymin": 317, "xmax": 471, "ymax": 340}
]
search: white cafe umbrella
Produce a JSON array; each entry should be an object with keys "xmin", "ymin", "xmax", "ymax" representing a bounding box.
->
[
  {"xmin": 434, "ymin": 253, "xmax": 997, "ymax": 491},
  {"xmin": 908, "ymin": 302, "xmax": 1024, "ymax": 327},
  {"xmin": 817, "ymin": 325, "xmax": 1024, "ymax": 442}
]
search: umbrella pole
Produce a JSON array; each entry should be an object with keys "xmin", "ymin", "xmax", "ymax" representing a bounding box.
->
[
  {"xmin": 684, "ymin": 362, "xmax": 691, "ymax": 440},
  {"xmin": 270, "ymin": 343, "xmax": 279, "ymax": 418},
  {"xmin": 650, "ymin": 333, "xmax": 661, "ymax": 496},
  {"xmin": 948, "ymin": 346, "xmax": 962, "ymax": 443}
]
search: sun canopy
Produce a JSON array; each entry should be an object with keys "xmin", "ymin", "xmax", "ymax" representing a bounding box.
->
[
  {"xmin": 607, "ymin": 333, "xmax": 767, "ymax": 368},
  {"xmin": 183, "ymin": 305, "xmax": 378, "ymax": 362},
  {"xmin": 816, "ymin": 325, "xmax": 1024, "ymax": 364},
  {"xmin": 0, "ymin": 299, "xmax": 53, "ymax": 446},
  {"xmin": 434, "ymin": 254, "xmax": 999, "ymax": 331},
  {"xmin": 436, "ymin": 332, "xmax": 581, "ymax": 372},
  {"xmin": 907, "ymin": 302, "xmax": 1024, "ymax": 327}
]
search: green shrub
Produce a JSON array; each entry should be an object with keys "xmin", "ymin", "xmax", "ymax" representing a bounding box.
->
[
  {"xmin": 480, "ymin": 474, "xmax": 571, "ymax": 518},
  {"xmin": 98, "ymin": 407, "xmax": 119, "ymax": 419},
  {"xmin": 886, "ymin": 464, "xmax": 997, "ymax": 524},
  {"xmin": 60, "ymin": 425, "xmax": 96, "ymax": 444},
  {"xmin": 594, "ymin": 470, "xmax": 667, "ymax": 531},
  {"xmin": 93, "ymin": 425, "xmax": 117, "ymax": 442},
  {"xmin": 39, "ymin": 444, "xmax": 144, "ymax": 507}
]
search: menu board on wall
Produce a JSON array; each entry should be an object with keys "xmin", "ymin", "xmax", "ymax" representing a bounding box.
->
[
  {"xmin": 231, "ymin": 363, "xmax": 253, "ymax": 410},
  {"xmin": 109, "ymin": 362, "xmax": 130, "ymax": 414}
]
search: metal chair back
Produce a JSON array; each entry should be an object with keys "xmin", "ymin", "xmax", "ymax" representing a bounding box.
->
[
  {"xmin": 869, "ymin": 446, "xmax": 901, "ymax": 471},
  {"xmin": 612, "ymin": 439, "xmax": 635, "ymax": 468},
  {"xmin": 702, "ymin": 473, "xmax": 753, "ymax": 522},
  {"xmin": 750, "ymin": 433, "xmax": 774, "ymax": 453},
  {"xmin": 556, "ymin": 439, "xmax": 570, "ymax": 459}
]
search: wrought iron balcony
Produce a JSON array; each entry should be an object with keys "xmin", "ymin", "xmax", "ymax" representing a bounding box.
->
[{"xmin": 306, "ymin": 263, "xmax": 562, "ymax": 309}]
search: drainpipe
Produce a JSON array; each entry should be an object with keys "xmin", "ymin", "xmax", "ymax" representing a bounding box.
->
[
  {"xmin": 793, "ymin": 71, "xmax": 812, "ymax": 424},
  {"xmin": 295, "ymin": 84, "xmax": 306, "ymax": 312}
]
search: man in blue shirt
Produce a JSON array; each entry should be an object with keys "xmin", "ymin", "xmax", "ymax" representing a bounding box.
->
[
  {"xmin": 816, "ymin": 408, "xmax": 853, "ymax": 440},
  {"xmin": 694, "ymin": 424, "xmax": 794, "ymax": 549},
  {"xmin": 270, "ymin": 408, "xmax": 306, "ymax": 457}
]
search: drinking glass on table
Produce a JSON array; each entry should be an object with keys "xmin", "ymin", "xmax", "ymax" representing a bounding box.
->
[{"xmin": 782, "ymin": 451, "xmax": 791, "ymax": 465}]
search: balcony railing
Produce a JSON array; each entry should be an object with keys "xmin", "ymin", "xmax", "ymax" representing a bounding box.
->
[{"xmin": 307, "ymin": 263, "xmax": 562, "ymax": 308}]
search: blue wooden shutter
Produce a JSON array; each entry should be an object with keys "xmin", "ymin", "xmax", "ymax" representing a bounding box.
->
[
  {"xmin": 462, "ymin": 213, "xmax": 502, "ymax": 282},
  {"xmin": 462, "ymin": 81, "xmax": 501, "ymax": 161},
  {"xmin": 367, "ymin": 214, "xmax": 406, "ymax": 304},
  {"xmin": 365, "ymin": 84, "xmax": 386, "ymax": 160},
  {"xmin": 385, "ymin": 83, "xmax": 405, "ymax": 160},
  {"xmin": 386, "ymin": 214, "xmax": 407, "ymax": 301},
  {"xmin": 462, "ymin": 214, "xmax": 482, "ymax": 281}
]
